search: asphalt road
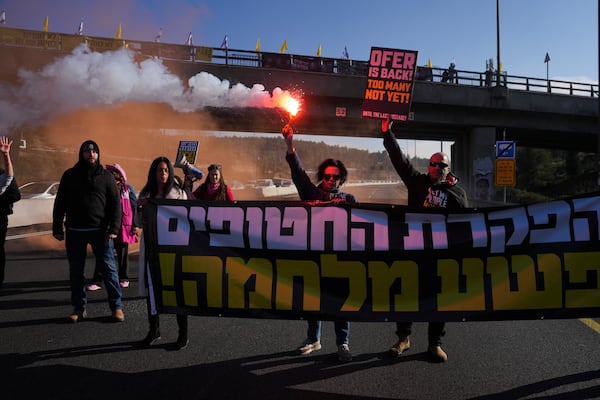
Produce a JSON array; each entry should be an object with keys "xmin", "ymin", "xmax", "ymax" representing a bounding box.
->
[{"xmin": 2, "ymin": 229, "xmax": 599, "ymax": 400}]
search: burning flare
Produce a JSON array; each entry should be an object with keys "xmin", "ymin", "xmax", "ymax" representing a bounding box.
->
[{"xmin": 282, "ymin": 95, "xmax": 300, "ymax": 117}]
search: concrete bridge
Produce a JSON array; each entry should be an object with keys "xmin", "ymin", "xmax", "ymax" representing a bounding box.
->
[{"xmin": 1, "ymin": 26, "xmax": 598, "ymax": 198}]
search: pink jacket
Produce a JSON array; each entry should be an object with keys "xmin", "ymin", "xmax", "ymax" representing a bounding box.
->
[{"xmin": 106, "ymin": 163, "xmax": 138, "ymax": 244}]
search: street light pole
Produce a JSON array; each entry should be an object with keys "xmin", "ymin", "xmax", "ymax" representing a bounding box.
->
[{"xmin": 496, "ymin": 0, "xmax": 501, "ymax": 87}]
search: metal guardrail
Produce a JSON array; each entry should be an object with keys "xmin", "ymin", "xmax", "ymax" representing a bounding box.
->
[
  {"xmin": 1, "ymin": 25, "xmax": 597, "ymax": 98},
  {"xmin": 210, "ymin": 48, "xmax": 599, "ymax": 98}
]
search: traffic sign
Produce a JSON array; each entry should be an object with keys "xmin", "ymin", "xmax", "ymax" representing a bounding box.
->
[
  {"xmin": 495, "ymin": 159, "xmax": 516, "ymax": 186},
  {"xmin": 496, "ymin": 141, "xmax": 516, "ymax": 159}
]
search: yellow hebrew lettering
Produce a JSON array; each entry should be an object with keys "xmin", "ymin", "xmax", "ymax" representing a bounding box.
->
[
  {"xmin": 275, "ymin": 260, "xmax": 320, "ymax": 311},
  {"xmin": 226, "ymin": 257, "xmax": 272, "ymax": 309},
  {"xmin": 368, "ymin": 260, "xmax": 419, "ymax": 312},
  {"xmin": 159, "ymin": 253, "xmax": 176, "ymax": 306},
  {"xmin": 437, "ymin": 258, "xmax": 485, "ymax": 311},
  {"xmin": 320, "ymin": 254, "xmax": 366, "ymax": 311},
  {"xmin": 181, "ymin": 255, "xmax": 224, "ymax": 307},
  {"xmin": 488, "ymin": 254, "xmax": 562, "ymax": 310},
  {"xmin": 564, "ymin": 252, "xmax": 600, "ymax": 308}
]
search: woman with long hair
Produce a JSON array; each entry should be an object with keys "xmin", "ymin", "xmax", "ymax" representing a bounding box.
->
[
  {"xmin": 191, "ymin": 163, "xmax": 234, "ymax": 201},
  {"xmin": 137, "ymin": 156, "xmax": 189, "ymax": 350}
]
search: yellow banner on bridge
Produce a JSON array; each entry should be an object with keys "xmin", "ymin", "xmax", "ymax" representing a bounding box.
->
[{"xmin": 0, "ymin": 26, "xmax": 59, "ymax": 49}]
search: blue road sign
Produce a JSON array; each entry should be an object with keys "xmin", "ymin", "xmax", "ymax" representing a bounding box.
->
[{"xmin": 496, "ymin": 141, "xmax": 516, "ymax": 159}]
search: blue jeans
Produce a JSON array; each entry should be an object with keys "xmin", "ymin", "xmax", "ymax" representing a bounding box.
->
[
  {"xmin": 306, "ymin": 319, "xmax": 350, "ymax": 345},
  {"xmin": 66, "ymin": 228, "xmax": 122, "ymax": 311}
]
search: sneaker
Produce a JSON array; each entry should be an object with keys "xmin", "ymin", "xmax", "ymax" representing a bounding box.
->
[
  {"xmin": 296, "ymin": 339, "xmax": 322, "ymax": 355},
  {"xmin": 68, "ymin": 309, "xmax": 87, "ymax": 323},
  {"xmin": 337, "ymin": 344, "xmax": 352, "ymax": 362},
  {"xmin": 119, "ymin": 280, "xmax": 129, "ymax": 288},
  {"xmin": 389, "ymin": 336, "xmax": 410, "ymax": 357},
  {"xmin": 87, "ymin": 283, "xmax": 102, "ymax": 291},
  {"xmin": 175, "ymin": 334, "xmax": 189, "ymax": 350},
  {"xmin": 111, "ymin": 308, "xmax": 125, "ymax": 322},
  {"xmin": 428, "ymin": 345, "xmax": 448, "ymax": 362}
]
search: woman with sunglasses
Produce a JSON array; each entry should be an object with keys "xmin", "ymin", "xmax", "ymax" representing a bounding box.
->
[
  {"xmin": 381, "ymin": 119, "xmax": 468, "ymax": 362},
  {"xmin": 282, "ymin": 123, "xmax": 356, "ymax": 363}
]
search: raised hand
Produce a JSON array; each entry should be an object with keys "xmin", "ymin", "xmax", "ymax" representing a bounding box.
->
[{"xmin": 0, "ymin": 136, "xmax": 12, "ymax": 154}]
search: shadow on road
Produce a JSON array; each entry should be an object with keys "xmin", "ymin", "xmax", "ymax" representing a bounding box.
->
[{"xmin": 1, "ymin": 338, "xmax": 437, "ymax": 400}]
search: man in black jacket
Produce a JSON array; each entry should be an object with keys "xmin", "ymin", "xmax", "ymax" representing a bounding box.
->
[
  {"xmin": 382, "ymin": 120, "xmax": 468, "ymax": 362},
  {"xmin": 0, "ymin": 136, "xmax": 20, "ymax": 289},
  {"xmin": 53, "ymin": 140, "xmax": 124, "ymax": 323}
]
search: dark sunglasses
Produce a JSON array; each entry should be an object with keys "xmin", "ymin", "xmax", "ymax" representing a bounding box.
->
[
  {"xmin": 323, "ymin": 174, "xmax": 341, "ymax": 181},
  {"xmin": 429, "ymin": 161, "xmax": 448, "ymax": 168}
]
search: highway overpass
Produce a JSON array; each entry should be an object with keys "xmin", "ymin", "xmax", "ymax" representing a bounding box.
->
[{"xmin": 0, "ymin": 26, "xmax": 598, "ymax": 199}]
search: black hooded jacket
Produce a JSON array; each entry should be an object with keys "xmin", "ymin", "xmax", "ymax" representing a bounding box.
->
[
  {"xmin": 52, "ymin": 140, "xmax": 121, "ymax": 235},
  {"xmin": 383, "ymin": 131, "xmax": 468, "ymax": 210},
  {"xmin": 0, "ymin": 170, "xmax": 20, "ymax": 216},
  {"xmin": 286, "ymin": 151, "xmax": 357, "ymax": 203}
]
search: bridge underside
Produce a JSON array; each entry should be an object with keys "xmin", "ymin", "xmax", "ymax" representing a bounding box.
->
[
  {"xmin": 1, "ymin": 45, "xmax": 598, "ymax": 202},
  {"xmin": 0, "ymin": 45, "xmax": 596, "ymax": 153}
]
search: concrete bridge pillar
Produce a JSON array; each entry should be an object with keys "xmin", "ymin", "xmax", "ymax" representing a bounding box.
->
[{"xmin": 452, "ymin": 127, "xmax": 497, "ymax": 207}]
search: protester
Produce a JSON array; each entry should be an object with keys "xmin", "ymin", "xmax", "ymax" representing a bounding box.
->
[
  {"xmin": 0, "ymin": 136, "xmax": 20, "ymax": 289},
  {"xmin": 381, "ymin": 119, "xmax": 468, "ymax": 362},
  {"xmin": 137, "ymin": 156, "xmax": 189, "ymax": 350},
  {"xmin": 190, "ymin": 163, "xmax": 234, "ymax": 201},
  {"xmin": 282, "ymin": 123, "xmax": 357, "ymax": 362},
  {"xmin": 87, "ymin": 163, "xmax": 138, "ymax": 289},
  {"xmin": 106, "ymin": 164, "xmax": 137, "ymax": 288},
  {"xmin": 52, "ymin": 140, "xmax": 124, "ymax": 323}
]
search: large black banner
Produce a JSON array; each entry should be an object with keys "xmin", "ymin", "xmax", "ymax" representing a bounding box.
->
[{"xmin": 143, "ymin": 193, "xmax": 600, "ymax": 322}]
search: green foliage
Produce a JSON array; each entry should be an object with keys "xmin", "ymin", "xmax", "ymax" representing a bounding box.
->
[{"xmin": 509, "ymin": 147, "xmax": 597, "ymax": 204}]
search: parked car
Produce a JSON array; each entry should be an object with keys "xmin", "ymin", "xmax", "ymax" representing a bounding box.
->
[{"xmin": 18, "ymin": 181, "xmax": 60, "ymax": 199}]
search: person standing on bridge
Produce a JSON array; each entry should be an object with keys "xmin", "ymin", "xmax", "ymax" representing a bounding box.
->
[
  {"xmin": 52, "ymin": 140, "xmax": 124, "ymax": 323},
  {"xmin": 381, "ymin": 119, "xmax": 468, "ymax": 362},
  {"xmin": 282, "ymin": 123, "xmax": 357, "ymax": 362},
  {"xmin": 0, "ymin": 136, "xmax": 20, "ymax": 289}
]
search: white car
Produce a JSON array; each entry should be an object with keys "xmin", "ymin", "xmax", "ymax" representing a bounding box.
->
[{"xmin": 18, "ymin": 181, "xmax": 60, "ymax": 199}]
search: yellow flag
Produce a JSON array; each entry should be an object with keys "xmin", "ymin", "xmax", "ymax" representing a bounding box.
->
[
  {"xmin": 115, "ymin": 23, "xmax": 122, "ymax": 39},
  {"xmin": 427, "ymin": 58, "xmax": 432, "ymax": 68},
  {"xmin": 280, "ymin": 40, "xmax": 288, "ymax": 54},
  {"xmin": 255, "ymin": 38, "xmax": 261, "ymax": 53},
  {"xmin": 499, "ymin": 62, "xmax": 503, "ymax": 72},
  {"xmin": 43, "ymin": 16, "xmax": 49, "ymax": 32},
  {"xmin": 317, "ymin": 44, "xmax": 322, "ymax": 57}
]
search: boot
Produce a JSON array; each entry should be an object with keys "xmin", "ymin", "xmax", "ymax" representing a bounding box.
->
[
  {"xmin": 428, "ymin": 345, "xmax": 448, "ymax": 362},
  {"xmin": 389, "ymin": 335, "xmax": 410, "ymax": 357},
  {"xmin": 142, "ymin": 314, "xmax": 161, "ymax": 346},
  {"xmin": 175, "ymin": 314, "xmax": 189, "ymax": 350}
]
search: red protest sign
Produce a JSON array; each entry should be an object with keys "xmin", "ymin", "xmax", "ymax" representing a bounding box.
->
[{"xmin": 361, "ymin": 47, "xmax": 418, "ymax": 121}]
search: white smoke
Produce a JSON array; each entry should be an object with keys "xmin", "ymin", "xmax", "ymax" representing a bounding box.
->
[{"xmin": 0, "ymin": 43, "xmax": 297, "ymax": 130}]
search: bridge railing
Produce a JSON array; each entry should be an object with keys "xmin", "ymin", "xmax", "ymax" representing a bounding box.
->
[
  {"xmin": 209, "ymin": 47, "xmax": 599, "ymax": 98},
  {"xmin": 1, "ymin": 25, "xmax": 597, "ymax": 98}
]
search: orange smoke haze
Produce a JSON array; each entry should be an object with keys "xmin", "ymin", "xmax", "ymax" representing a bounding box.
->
[{"xmin": 19, "ymin": 103, "xmax": 262, "ymax": 192}]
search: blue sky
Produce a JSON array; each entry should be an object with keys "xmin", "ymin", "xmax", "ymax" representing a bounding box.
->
[
  {"xmin": 0, "ymin": 0, "xmax": 597, "ymax": 156},
  {"xmin": 1, "ymin": 0, "xmax": 597, "ymax": 83}
]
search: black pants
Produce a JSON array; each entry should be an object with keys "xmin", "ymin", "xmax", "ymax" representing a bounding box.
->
[
  {"xmin": 114, "ymin": 242, "xmax": 129, "ymax": 280},
  {"xmin": 146, "ymin": 295, "xmax": 188, "ymax": 336},
  {"xmin": 396, "ymin": 321, "xmax": 445, "ymax": 346}
]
